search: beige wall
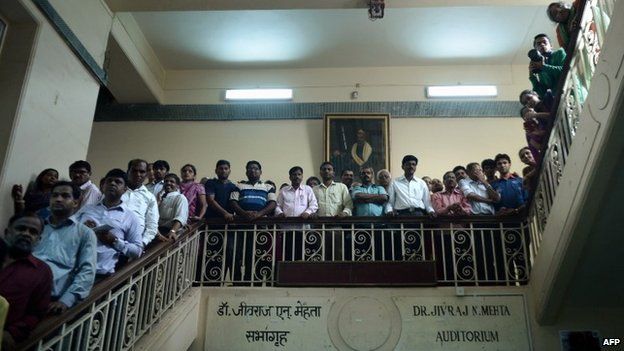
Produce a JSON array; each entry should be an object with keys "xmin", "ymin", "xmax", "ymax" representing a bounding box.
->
[
  {"xmin": 0, "ymin": 0, "xmax": 108, "ymax": 225},
  {"xmin": 87, "ymin": 117, "xmax": 527, "ymax": 184}
]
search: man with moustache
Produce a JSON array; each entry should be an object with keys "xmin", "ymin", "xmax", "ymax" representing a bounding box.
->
[
  {"xmin": 33, "ymin": 181, "xmax": 97, "ymax": 313},
  {"xmin": 75, "ymin": 169, "xmax": 143, "ymax": 279},
  {"xmin": 431, "ymin": 171, "xmax": 472, "ymax": 216},
  {"xmin": 452, "ymin": 165, "xmax": 468, "ymax": 182},
  {"xmin": 385, "ymin": 155, "xmax": 435, "ymax": 217},
  {"xmin": 313, "ymin": 162, "xmax": 353, "ymax": 260},
  {"xmin": 340, "ymin": 169, "xmax": 356, "ymax": 191},
  {"xmin": 0, "ymin": 213, "xmax": 52, "ymax": 348},
  {"xmin": 229, "ymin": 161, "xmax": 277, "ymax": 282},
  {"xmin": 352, "ymin": 167, "xmax": 388, "ymax": 217},
  {"xmin": 122, "ymin": 159, "xmax": 159, "ymax": 246},
  {"xmin": 314, "ymin": 162, "xmax": 353, "ymax": 218},
  {"xmin": 275, "ymin": 166, "xmax": 318, "ymax": 260},
  {"xmin": 69, "ymin": 160, "xmax": 101, "ymax": 209},
  {"xmin": 275, "ymin": 166, "xmax": 318, "ymax": 222}
]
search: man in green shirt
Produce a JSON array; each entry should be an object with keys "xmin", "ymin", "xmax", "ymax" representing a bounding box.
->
[{"xmin": 529, "ymin": 34, "xmax": 567, "ymax": 98}]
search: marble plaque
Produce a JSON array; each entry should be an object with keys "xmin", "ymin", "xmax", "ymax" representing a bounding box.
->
[{"xmin": 393, "ymin": 295, "xmax": 530, "ymax": 351}]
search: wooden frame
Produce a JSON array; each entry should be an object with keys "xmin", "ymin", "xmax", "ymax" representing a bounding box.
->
[{"xmin": 324, "ymin": 113, "xmax": 390, "ymax": 181}]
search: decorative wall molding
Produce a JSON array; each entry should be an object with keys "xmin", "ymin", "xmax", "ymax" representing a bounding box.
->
[{"xmin": 95, "ymin": 101, "xmax": 522, "ymax": 121}]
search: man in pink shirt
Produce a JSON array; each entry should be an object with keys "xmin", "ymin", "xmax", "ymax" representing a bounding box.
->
[
  {"xmin": 431, "ymin": 171, "xmax": 472, "ymax": 216},
  {"xmin": 430, "ymin": 171, "xmax": 472, "ymax": 281},
  {"xmin": 275, "ymin": 166, "xmax": 318, "ymax": 260}
]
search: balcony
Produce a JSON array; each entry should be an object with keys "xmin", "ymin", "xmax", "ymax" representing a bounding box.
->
[
  {"xmin": 199, "ymin": 217, "xmax": 529, "ymax": 287},
  {"xmin": 14, "ymin": 0, "xmax": 621, "ymax": 349}
]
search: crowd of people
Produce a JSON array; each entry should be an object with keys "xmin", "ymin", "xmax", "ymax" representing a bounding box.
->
[{"xmin": 0, "ymin": 1, "xmax": 585, "ymax": 349}]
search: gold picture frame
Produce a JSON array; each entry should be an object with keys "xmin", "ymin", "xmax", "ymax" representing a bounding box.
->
[{"xmin": 324, "ymin": 113, "xmax": 390, "ymax": 181}]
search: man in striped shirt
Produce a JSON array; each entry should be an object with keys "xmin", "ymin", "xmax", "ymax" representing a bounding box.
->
[
  {"xmin": 229, "ymin": 161, "xmax": 277, "ymax": 219},
  {"xmin": 228, "ymin": 161, "xmax": 277, "ymax": 283}
]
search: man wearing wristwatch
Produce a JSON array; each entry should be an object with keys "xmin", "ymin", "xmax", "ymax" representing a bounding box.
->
[
  {"xmin": 458, "ymin": 162, "xmax": 503, "ymax": 282},
  {"xmin": 458, "ymin": 162, "xmax": 501, "ymax": 215},
  {"xmin": 75, "ymin": 169, "xmax": 144, "ymax": 280}
]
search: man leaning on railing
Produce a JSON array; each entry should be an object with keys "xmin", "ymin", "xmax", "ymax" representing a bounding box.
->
[
  {"xmin": 33, "ymin": 181, "xmax": 97, "ymax": 314},
  {"xmin": 528, "ymin": 33, "xmax": 566, "ymax": 99},
  {"xmin": 0, "ymin": 213, "xmax": 52, "ymax": 350},
  {"xmin": 385, "ymin": 155, "xmax": 435, "ymax": 218}
]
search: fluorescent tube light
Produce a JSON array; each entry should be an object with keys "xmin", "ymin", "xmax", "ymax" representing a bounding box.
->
[
  {"xmin": 225, "ymin": 89, "xmax": 293, "ymax": 101},
  {"xmin": 426, "ymin": 85, "xmax": 497, "ymax": 98}
]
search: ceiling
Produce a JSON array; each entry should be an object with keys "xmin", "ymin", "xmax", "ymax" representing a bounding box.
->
[{"xmin": 121, "ymin": 3, "xmax": 556, "ymax": 71}]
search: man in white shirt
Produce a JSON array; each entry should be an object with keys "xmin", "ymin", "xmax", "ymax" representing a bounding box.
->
[
  {"xmin": 69, "ymin": 160, "xmax": 101, "ymax": 209},
  {"xmin": 121, "ymin": 159, "xmax": 159, "ymax": 246},
  {"xmin": 275, "ymin": 166, "xmax": 318, "ymax": 222},
  {"xmin": 74, "ymin": 169, "xmax": 143, "ymax": 277},
  {"xmin": 458, "ymin": 162, "xmax": 501, "ymax": 215},
  {"xmin": 458, "ymin": 162, "xmax": 503, "ymax": 282},
  {"xmin": 385, "ymin": 155, "xmax": 435, "ymax": 217},
  {"xmin": 275, "ymin": 166, "xmax": 318, "ymax": 260}
]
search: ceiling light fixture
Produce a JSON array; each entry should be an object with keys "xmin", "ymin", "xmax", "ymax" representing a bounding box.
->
[
  {"xmin": 224, "ymin": 88, "xmax": 293, "ymax": 101},
  {"xmin": 426, "ymin": 85, "xmax": 498, "ymax": 98}
]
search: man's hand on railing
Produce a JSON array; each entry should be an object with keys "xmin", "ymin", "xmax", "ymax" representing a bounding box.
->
[
  {"xmin": 156, "ymin": 233, "xmax": 173, "ymax": 242},
  {"xmin": 299, "ymin": 212, "xmax": 311, "ymax": 219},
  {"xmin": 48, "ymin": 301, "xmax": 68, "ymax": 315},
  {"xmin": 243, "ymin": 211, "xmax": 261, "ymax": 221}
]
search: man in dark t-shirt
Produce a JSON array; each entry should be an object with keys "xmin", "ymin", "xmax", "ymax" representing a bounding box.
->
[{"xmin": 204, "ymin": 160, "xmax": 236, "ymax": 220}]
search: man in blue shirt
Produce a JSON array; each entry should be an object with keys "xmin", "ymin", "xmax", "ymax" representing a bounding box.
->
[
  {"xmin": 352, "ymin": 167, "xmax": 390, "ymax": 260},
  {"xmin": 204, "ymin": 160, "xmax": 236, "ymax": 221},
  {"xmin": 75, "ymin": 169, "xmax": 143, "ymax": 278},
  {"xmin": 352, "ymin": 167, "xmax": 388, "ymax": 216},
  {"xmin": 491, "ymin": 154, "xmax": 527, "ymax": 215},
  {"xmin": 33, "ymin": 181, "xmax": 97, "ymax": 313}
]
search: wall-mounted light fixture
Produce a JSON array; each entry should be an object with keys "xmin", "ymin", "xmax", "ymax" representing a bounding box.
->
[
  {"xmin": 224, "ymin": 88, "xmax": 293, "ymax": 101},
  {"xmin": 426, "ymin": 85, "xmax": 497, "ymax": 98}
]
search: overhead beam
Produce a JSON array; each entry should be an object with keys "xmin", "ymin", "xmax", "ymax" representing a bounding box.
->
[{"xmin": 104, "ymin": 0, "xmax": 551, "ymax": 12}]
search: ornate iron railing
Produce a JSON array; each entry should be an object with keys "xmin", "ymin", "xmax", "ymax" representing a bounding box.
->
[
  {"xmin": 199, "ymin": 217, "xmax": 529, "ymax": 287},
  {"xmin": 17, "ymin": 223, "xmax": 202, "ymax": 351},
  {"xmin": 527, "ymin": 0, "xmax": 614, "ymax": 252}
]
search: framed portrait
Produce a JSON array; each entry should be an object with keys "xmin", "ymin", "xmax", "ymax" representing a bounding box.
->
[{"xmin": 324, "ymin": 113, "xmax": 390, "ymax": 181}]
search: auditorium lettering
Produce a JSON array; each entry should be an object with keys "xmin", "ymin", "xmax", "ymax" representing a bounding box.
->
[{"xmin": 395, "ymin": 295, "xmax": 530, "ymax": 350}]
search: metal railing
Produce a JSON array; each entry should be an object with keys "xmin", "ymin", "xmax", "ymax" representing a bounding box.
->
[
  {"xmin": 527, "ymin": 0, "xmax": 615, "ymax": 252},
  {"xmin": 199, "ymin": 217, "xmax": 530, "ymax": 287},
  {"xmin": 18, "ymin": 223, "xmax": 202, "ymax": 351}
]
